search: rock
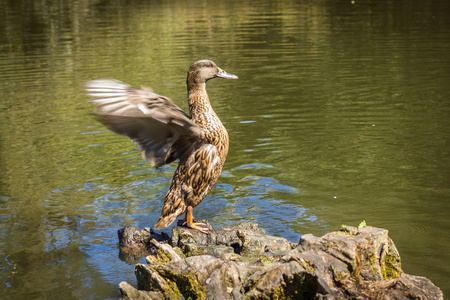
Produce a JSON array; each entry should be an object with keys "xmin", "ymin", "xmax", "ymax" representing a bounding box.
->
[
  {"xmin": 171, "ymin": 220, "xmax": 214, "ymax": 248},
  {"xmin": 170, "ymin": 221, "xmax": 266, "ymax": 252},
  {"xmin": 146, "ymin": 239, "xmax": 183, "ymax": 264},
  {"xmin": 118, "ymin": 223, "xmax": 443, "ymax": 300},
  {"xmin": 240, "ymin": 260, "xmax": 314, "ymax": 299},
  {"xmin": 181, "ymin": 243, "xmax": 235, "ymax": 257},
  {"xmin": 118, "ymin": 226, "xmax": 170, "ymax": 264},
  {"xmin": 237, "ymin": 229, "xmax": 293, "ymax": 256},
  {"xmin": 119, "ymin": 281, "xmax": 164, "ymax": 300}
]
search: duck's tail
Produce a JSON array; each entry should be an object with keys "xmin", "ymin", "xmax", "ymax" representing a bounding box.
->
[
  {"xmin": 154, "ymin": 214, "xmax": 179, "ymax": 230},
  {"xmin": 154, "ymin": 194, "xmax": 186, "ymax": 230}
]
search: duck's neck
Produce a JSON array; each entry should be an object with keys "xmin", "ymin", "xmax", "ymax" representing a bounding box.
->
[{"xmin": 187, "ymin": 82, "xmax": 213, "ymax": 119}]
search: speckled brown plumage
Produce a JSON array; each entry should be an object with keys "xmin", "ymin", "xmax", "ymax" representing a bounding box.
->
[{"xmin": 86, "ymin": 60, "xmax": 237, "ymax": 233}]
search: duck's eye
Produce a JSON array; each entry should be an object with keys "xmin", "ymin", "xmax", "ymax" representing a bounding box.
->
[{"xmin": 205, "ymin": 63, "xmax": 212, "ymax": 68}]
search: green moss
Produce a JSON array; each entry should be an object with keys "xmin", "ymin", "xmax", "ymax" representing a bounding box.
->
[
  {"xmin": 375, "ymin": 238, "xmax": 402, "ymax": 280},
  {"xmin": 270, "ymin": 284, "xmax": 292, "ymax": 300},
  {"xmin": 261, "ymin": 257, "xmax": 271, "ymax": 265},
  {"xmin": 382, "ymin": 260, "xmax": 401, "ymax": 279},
  {"xmin": 358, "ymin": 220, "xmax": 367, "ymax": 229},
  {"xmin": 363, "ymin": 247, "xmax": 383, "ymax": 280},
  {"xmin": 331, "ymin": 267, "xmax": 346, "ymax": 287},
  {"xmin": 297, "ymin": 260, "xmax": 315, "ymax": 275},
  {"xmin": 163, "ymin": 278, "xmax": 183, "ymax": 298},
  {"xmin": 268, "ymin": 273, "xmax": 301, "ymax": 300},
  {"xmin": 269, "ymin": 272, "xmax": 317, "ymax": 300},
  {"xmin": 185, "ymin": 272, "xmax": 206, "ymax": 300},
  {"xmin": 381, "ymin": 242, "xmax": 402, "ymax": 279},
  {"xmin": 174, "ymin": 247, "xmax": 186, "ymax": 259},
  {"xmin": 164, "ymin": 271, "xmax": 206, "ymax": 300},
  {"xmin": 156, "ymin": 251, "xmax": 172, "ymax": 263}
]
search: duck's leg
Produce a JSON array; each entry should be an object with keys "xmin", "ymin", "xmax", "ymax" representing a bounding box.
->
[{"xmin": 183, "ymin": 206, "xmax": 209, "ymax": 234}]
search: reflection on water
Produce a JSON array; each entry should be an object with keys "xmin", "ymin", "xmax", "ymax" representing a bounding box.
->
[{"xmin": 1, "ymin": 0, "xmax": 450, "ymax": 298}]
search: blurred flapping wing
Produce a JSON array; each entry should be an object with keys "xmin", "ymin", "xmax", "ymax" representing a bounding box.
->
[{"xmin": 85, "ymin": 79, "xmax": 204, "ymax": 167}]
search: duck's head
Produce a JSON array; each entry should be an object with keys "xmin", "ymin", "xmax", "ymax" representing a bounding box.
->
[{"xmin": 187, "ymin": 60, "xmax": 238, "ymax": 85}]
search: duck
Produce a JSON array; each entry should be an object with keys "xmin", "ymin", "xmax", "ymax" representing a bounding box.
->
[{"xmin": 86, "ymin": 60, "xmax": 238, "ymax": 233}]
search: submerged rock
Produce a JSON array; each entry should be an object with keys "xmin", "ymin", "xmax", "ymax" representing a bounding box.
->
[{"xmin": 118, "ymin": 223, "xmax": 443, "ymax": 299}]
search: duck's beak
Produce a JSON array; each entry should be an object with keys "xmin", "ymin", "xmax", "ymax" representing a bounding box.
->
[{"xmin": 216, "ymin": 68, "xmax": 238, "ymax": 79}]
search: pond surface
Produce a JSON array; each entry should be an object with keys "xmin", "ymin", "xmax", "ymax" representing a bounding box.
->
[{"xmin": 1, "ymin": 0, "xmax": 449, "ymax": 298}]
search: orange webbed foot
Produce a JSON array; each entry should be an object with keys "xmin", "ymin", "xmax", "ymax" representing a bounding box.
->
[
  {"xmin": 183, "ymin": 206, "xmax": 209, "ymax": 234},
  {"xmin": 186, "ymin": 222, "xmax": 209, "ymax": 234}
]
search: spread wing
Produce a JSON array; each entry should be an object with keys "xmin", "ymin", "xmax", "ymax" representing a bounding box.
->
[{"xmin": 85, "ymin": 79, "xmax": 205, "ymax": 167}]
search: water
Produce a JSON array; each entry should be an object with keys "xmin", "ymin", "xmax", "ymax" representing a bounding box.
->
[{"xmin": 1, "ymin": 0, "xmax": 449, "ymax": 298}]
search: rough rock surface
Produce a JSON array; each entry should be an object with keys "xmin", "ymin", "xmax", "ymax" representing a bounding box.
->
[{"xmin": 117, "ymin": 222, "xmax": 443, "ymax": 300}]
